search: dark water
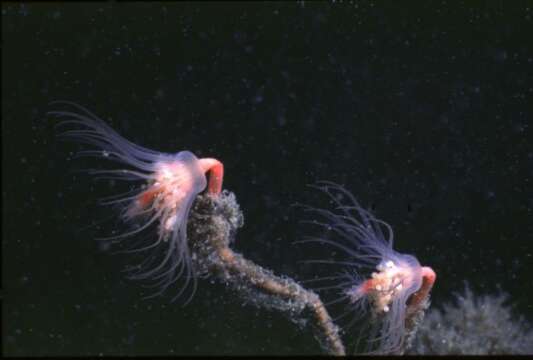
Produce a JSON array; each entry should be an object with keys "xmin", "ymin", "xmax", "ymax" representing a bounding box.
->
[{"xmin": 3, "ymin": 2, "xmax": 532, "ymax": 355}]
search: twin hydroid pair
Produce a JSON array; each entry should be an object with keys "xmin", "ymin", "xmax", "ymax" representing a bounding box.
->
[{"xmin": 51, "ymin": 102, "xmax": 435, "ymax": 354}]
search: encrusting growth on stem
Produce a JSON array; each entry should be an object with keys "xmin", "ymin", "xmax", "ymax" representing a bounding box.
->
[{"xmin": 187, "ymin": 191, "xmax": 346, "ymax": 355}]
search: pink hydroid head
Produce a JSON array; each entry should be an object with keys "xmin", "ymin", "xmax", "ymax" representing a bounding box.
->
[
  {"xmin": 50, "ymin": 101, "xmax": 224, "ymax": 304},
  {"xmin": 299, "ymin": 181, "xmax": 436, "ymax": 354}
]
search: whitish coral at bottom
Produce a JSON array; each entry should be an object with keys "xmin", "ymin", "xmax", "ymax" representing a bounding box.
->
[{"xmin": 409, "ymin": 285, "xmax": 533, "ymax": 354}]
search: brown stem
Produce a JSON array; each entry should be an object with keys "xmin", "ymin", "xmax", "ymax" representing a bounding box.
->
[
  {"xmin": 402, "ymin": 266, "xmax": 436, "ymax": 354},
  {"xmin": 188, "ymin": 192, "xmax": 346, "ymax": 355}
]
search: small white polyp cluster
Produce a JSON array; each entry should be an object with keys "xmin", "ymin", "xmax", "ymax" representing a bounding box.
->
[
  {"xmin": 147, "ymin": 161, "xmax": 197, "ymax": 240},
  {"xmin": 369, "ymin": 260, "xmax": 406, "ymax": 313},
  {"xmin": 164, "ymin": 214, "xmax": 177, "ymax": 231}
]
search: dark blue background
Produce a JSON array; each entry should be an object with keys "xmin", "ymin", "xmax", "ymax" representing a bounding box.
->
[{"xmin": 3, "ymin": 1, "xmax": 532, "ymax": 355}]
